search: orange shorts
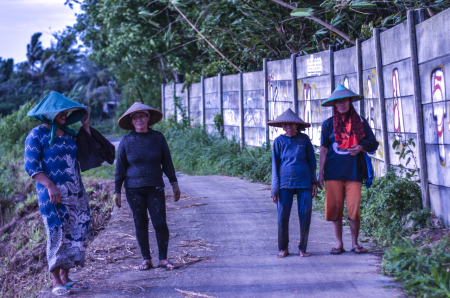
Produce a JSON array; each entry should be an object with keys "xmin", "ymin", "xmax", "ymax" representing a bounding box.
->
[{"xmin": 325, "ymin": 180, "xmax": 362, "ymax": 221}]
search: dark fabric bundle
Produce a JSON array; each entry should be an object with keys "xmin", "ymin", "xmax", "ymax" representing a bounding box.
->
[
  {"xmin": 357, "ymin": 138, "xmax": 379, "ymax": 183},
  {"xmin": 76, "ymin": 126, "xmax": 115, "ymax": 172}
]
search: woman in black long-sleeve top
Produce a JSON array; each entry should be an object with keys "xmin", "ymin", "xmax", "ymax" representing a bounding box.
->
[{"xmin": 114, "ymin": 102, "xmax": 181, "ymax": 270}]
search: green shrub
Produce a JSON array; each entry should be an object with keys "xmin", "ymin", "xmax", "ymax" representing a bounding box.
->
[
  {"xmin": 382, "ymin": 234, "xmax": 450, "ymax": 297},
  {"xmin": 360, "ymin": 170, "xmax": 430, "ymax": 246},
  {"xmin": 0, "ymin": 100, "xmax": 40, "ymax": 158}
]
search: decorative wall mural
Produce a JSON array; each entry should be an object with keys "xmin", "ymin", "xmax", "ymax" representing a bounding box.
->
[
  {"xmin": 392, "ymin": 68, "xmax": 405, "ymax": 133},
  {"xmin": 431, "ymin": 67, "xmax": 447, "ymax": 166}
]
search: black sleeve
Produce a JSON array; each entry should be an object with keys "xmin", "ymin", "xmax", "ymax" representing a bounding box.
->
[
  {"xmin": 114, "ymin": 138, "xmax": 128, "ymax": 193},
  {"xmin": 160, "ymin": 134, "xmax": 178, "ymax": 184},
  {"xmin": 359, "ymin": 118, "xmax": 379, "ymax": 153},
  {"xmin": 306, "ymin": 137, "xmax": 318, "ymax": 184}
]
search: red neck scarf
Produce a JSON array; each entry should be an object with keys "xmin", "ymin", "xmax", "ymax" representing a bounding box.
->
[{"xmin": 333, "ymin": 104, "xmax": 365, "ymax": 149}]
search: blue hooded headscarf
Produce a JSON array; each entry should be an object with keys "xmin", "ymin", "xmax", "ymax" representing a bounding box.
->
[{"xmin": 27, "ymin": 91, "xmax": 88, "ymax": 147}]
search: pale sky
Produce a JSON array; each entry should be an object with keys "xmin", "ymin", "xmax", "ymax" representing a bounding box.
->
[{"xmin": 0, "ymin": 0, "xmax": 81, "ymax": 63}]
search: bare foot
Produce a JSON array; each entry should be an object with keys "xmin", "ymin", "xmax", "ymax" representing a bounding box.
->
[
  {"xmin": 138, "ymin": 259, "xmax": 153, "ymax": 270},
  {"xmin": 299, "ymin": 251, "xmax": 311, "ymax": 257},
  {"xmin": 276, "ymin": 249, "xmax": 289, "ymax": 258},
  {"xmin": 52, "ymin": 282, "xmax": 72, "ymax": 295}
]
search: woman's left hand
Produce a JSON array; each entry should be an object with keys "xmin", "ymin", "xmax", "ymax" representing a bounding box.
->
[
  {"xmin": 312, "ymin": 183, "xmax": 318, "ymax": 199},
  {"xmin": 172, "ymin": 183, "xmax": 181, "ymax": 202},
  {"xmin": 348, "ymin": 145, "xmax": 363, "ymax": 156}
]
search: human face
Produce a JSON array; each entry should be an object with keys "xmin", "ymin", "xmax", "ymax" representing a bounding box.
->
[
  {"xmin": 54, "ymin": 111, "xmax": 68, "ymax": 125},
  {"xmin": 131, "ymin": 112, "xmax": 149, "ymax": 131},
  {"xmin": 282, "ymin": 123, "xmax": 299, "ymax": 137},
  {"xmin": 334, "ymin": 97, "xmax": 351, "ymax": 114}
]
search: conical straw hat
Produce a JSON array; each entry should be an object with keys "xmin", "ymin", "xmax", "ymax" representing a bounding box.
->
[
  {"xmin": 321, "ymin": 84, "xmax": 363, "ymax": 107},
  {"xmin": 117, "ymin": 102, "xmax": 163, "ymax": 130},
  {"xmin": 267, "ymin": 108, "xmax": 311, "ymax": 128}
]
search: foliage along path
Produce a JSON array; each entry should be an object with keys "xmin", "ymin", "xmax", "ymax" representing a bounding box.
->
[{"xmin": 39, "ymin": 174, "xmax": 402, "ymax": 298}]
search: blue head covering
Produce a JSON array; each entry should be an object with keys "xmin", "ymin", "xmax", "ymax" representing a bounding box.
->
[{"xmin": 27, "ymin": 91, "xmax": 88, "ymax": 147}]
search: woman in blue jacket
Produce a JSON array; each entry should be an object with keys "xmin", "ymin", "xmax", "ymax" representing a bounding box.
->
[{"xmin": 269, "ymin": 108, "xmax": 318, "ymax": 258}]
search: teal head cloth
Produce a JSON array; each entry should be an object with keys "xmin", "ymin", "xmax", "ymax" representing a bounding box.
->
[{"xmin": 27, "ymin": 91, "xmax": 88, "ymax": 147}]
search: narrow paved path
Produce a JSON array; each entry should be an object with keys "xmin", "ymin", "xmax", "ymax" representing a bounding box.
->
[{"xmin": 40, "ymin": 174, "xmax": 402, "ymax": 297}]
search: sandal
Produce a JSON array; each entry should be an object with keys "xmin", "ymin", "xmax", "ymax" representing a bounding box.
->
[
  {"xmin": 158, "ymin": 261, "xmax": 181, "ymax": 270},
  {"xmin": 351, "ymin": 246, "xmax": 368, "ymax": 254},
  {"xmin": 137, "ymin": 261, "xmax": 154, "ymax": 271},
  {"xmin": 330, "ymin": 247, "xmax": 345, "ymax": 255},
  {"xmin": 64, "ymin": 281, "xmax": 87, "ymax": 291},
  {"xmin": 52, "ymin": 287, "xmax": 71, "ymax": 296}
]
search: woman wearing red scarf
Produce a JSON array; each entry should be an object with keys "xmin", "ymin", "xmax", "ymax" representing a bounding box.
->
[{"xmin": 317, "ymin": 85, "xmax": 378, "ymax": 255}]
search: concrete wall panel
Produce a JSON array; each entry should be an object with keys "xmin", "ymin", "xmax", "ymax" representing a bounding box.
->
[
  {"xmin": 380, "ymin": 21, "xmax": 411, "ymax": 66},
  {"xmin": 334, "ymin": 47, "xmax": 357, "ymax": 75},
  {"xmin": 335, "ymin": 73, "xmax": 358, "ymax": 94},
  {"xmin": 204, "ymin": 77, "xmax": 218, "ymax": 93},
  {"xmin": 190, "ymin": 96, "xmax": 201, "ymax": 125},
  {"xmin": 382, "ymin": 59, "xmax": 414, "ymax": 98},
  {"xmin": 387, "ymin": 132, "xmax": 419, "ymax": 169},
  {"xmin": 190, "ymin": 82, "xmax": 201, "ymax": 98},
  {"xmin": 223, "ymin": 74, "xmax": 240, "ymax": 92},
  {"xmin": 243, "ymin": 71, "xmax": 264, "ymax": 90},
  {"xmin": 175, "ymin": 83, "xmax": 187, "ymax": 121},
  {"xmin": 423, "ymin": 101, "xmax": 450, "ymax": 145},
  {"xmin": 426, "ymin": 144, "xmax": 450, "ymax": 187},
  {"xmin": 267, "ymin": 59, "xmax": 292, "ymax": 81},
  {"xmin": 419, "ymin": 56, "xmax": 450, "ymax": 105},
  {"xmin": 223, "ymin": 91, "xmax": 240, "ymax": 129},
  {"xmin": 385, "ymin": 96, "xmax": 417, "ymax": 134},
  {"xmin": 296, "ymin": 51, "xmax": 330, "ymax": 78},
  {"xmin": 268, "ymin": 78, "xmax": 293, "ymax": 141},
  {"xmin": 245, "ymin": 127, "xmax": 265, "ymax": 147},
  {"xmin": 429, "ymin": 184, "xmax": 450, "ymax": 225},
  {"xmin": 224, "ymin": 126, "xmax": 240, "ymax": 141},
  {"xmin": 361, "ymin": 38, "xmax": 375, "ymax": 70},
  {"xmin": 416, "ymin": 8, "xmax": 450, "ymax": 64}
]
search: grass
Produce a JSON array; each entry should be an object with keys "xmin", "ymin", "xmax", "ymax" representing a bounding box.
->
[{"xmin": 81, "ymin": 163, "xmax": 116, "ymax": 181}]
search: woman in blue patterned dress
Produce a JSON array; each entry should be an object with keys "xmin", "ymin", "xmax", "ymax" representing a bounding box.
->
[{"xmin": 24, "ymin": 91, "xmax": 91, "ymax": 296}]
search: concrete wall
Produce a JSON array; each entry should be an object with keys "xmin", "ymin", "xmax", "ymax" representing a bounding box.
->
[
  {"xmin": 267, "ymin": 59, "xmax": 294, "ymax": 141},
  {"xmin": 243, "ymin": 71, "xmax": 265, "ymax": 146},
  {"xmin": 204, "ymin": 77, "xmax": 219, "ymax": 134},
  {"xmin": 416, "ymin": 8, "xmax": 450, "ymax": 224},
  {"xmin": 189, "ymin": 82, "xmax": 202, "ymax": 125},
  {"xmin": 297, "ymin": 50, "xmax": 332, "ymax": 146},
  {"xmin": 175, "ymin": 83, "xmax": 187, "ymax": 122},
  {"xmin": 164, "ymin": 84, "xmax": 174, "ymax": 118},
  {"xmin": 223, "ymin": 74, "xmax": 240, "ymax": 141},
  {"xmin": 162, "ymin": 7, "xmax": 450, "ymax": 224}
]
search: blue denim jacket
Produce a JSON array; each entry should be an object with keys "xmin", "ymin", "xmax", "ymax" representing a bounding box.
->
[{"xmin": 271, "ymin": 133, "xmax": 317, "ymax": 196}]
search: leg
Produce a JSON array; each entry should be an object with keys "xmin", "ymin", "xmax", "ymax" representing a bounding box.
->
[
  {"xmin": 297, "ymin": 189, "xmax": 312, "ymax": 257},
  {"xmin": 50, "ymin": 266, "xmax": 71, "ymax": 295},
  {"xmin": 345, "ymin": 181, "xmax": 367, "ymax": 253},
  {"xmin": 60, "ymin": 268, "xmax": 87, "ymax": 289},
  {"xmin": 325, "ymin": 181, "xmax": 345, "ymax": 252},
  {"xmin": 145, "ymin": 187, "xmax": 170, "ymax": 264},
  {"xmin": 277, "ymin": 189, "xmax": 294, "ymax": 258},
  {"xmin": 125, "ymin": 187, "xmax": 153, "ymax": 267}
]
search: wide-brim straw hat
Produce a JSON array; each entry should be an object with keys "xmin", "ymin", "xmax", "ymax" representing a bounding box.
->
[
  {"xmin": 321, "ymin": 84, "xmax": 363, "ymax": 107},
  {"xmin": 267, "ymin": 108, "xmax": 311, "ymax": 129},
  {"xmin": 118, "ymin": 102, "xmax": 163, "ymax": 130}
]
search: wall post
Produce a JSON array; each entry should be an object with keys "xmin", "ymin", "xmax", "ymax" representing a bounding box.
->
[
  {"xmin": 239, "ymin": 72, "xmax": 245, "ymax": 150},
  {"xmin": 329, "ymin": 45, "xmax": 336, "ymax": 93},
  {"xmin": 201, "ymin": 76, "xmax": 205, "ymax": 127},
  {"xmin": 173, "ymin": 82, "xmax": 177, "ymax": 122},
  {"xmin": 291, "ymin": 53, "xmax": 299, "ymax": 115},
  {"xmin": 407, "ymin": 10, "xmax": 430, "ymax": 208},
  {"xmin": 263, "ymin": 58, "xmax": 270, "ymax": 145},
  {"xmin": 186, "ymin": 86, "xmax": 190, "ymax": 126},
  {"xmin": 218, "ymin": 73, "xmax": 223, "ymax": 117},
  {"xmin": 374, "ymin": 28, "xmax": 391, "ymax": 173},
  {"xmin": 161, "ymin": 84, "xmax": 165, "ymax": 119},
  {"xmin": 356, "ymin": 38, "xmax": 365, "ymax": 117}
]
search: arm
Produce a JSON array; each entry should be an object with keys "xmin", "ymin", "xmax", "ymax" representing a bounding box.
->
[
  {"xmin": 114, "ymin": 139, "xmax": 128, "ymax": 208},
  {"xmin": 317, "ymin": 146, "xmax": 328, "ymax": 190},
  {"xmin": 348, "ymin": 119, "xmax": 378, "ymax": 155},
  {"xmin": 306, "ymin": 138, "xmax": 318, "ymax": 198},
  {"xmin": 24, "ymin": 130, "xmax": 61, "ymax": 204},
  {"xmin": 160, "ymin": 135, "xmax": 180, "ymax": 202},
  {"xmin": 271, "ymin": 139, "xmax": 281, "ymax": 203}
]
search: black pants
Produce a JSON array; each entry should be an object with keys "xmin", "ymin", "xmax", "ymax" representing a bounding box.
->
[{"xmin": 125, "ymin": 186, "xmax": 169, "ymax": 260}]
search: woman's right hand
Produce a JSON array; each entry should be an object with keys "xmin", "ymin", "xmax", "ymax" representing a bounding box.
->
[
  {"xmin": 114, "ymin": 193, "xmax": 122, "ymax": 208},
  {"xmin": 272, "ymin": 195, "xmax": 279, "ymax": 204},
  {"xmin": 317, "ymin": 174, "xmax": 325, "ymax": 190},
  {"xmin": 48, "ymin": 184, "xmax": 61, "ymax": 204}
]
